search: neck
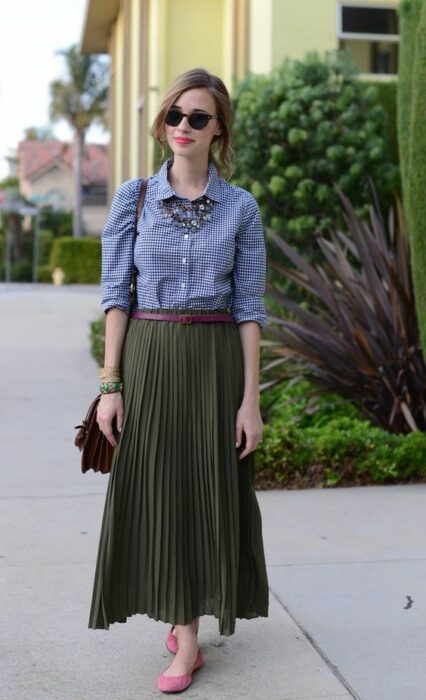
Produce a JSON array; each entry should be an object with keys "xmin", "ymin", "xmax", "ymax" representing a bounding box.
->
[{"xmin": 168, "ymin": 155, "xmax": 210, "ymax": 198}]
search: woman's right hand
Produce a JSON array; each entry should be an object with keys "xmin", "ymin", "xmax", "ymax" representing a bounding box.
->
[{"xmin": 97, "ymin": 392, "xmax": 124, "ymax": 447}]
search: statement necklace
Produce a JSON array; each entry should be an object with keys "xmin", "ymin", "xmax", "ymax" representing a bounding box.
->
[{"xmin": 159, "ymin": 195, "xmax": 214, "ymax": 229}]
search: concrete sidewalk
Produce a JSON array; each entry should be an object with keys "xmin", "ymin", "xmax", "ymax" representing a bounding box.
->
[{"xmin": 1, "ymin": 283, "xmax": 425, "ymax": 700}]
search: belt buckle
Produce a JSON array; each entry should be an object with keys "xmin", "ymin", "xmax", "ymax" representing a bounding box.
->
[{"xmin": 180, "ymin": 314, "xmax": 192, "ymax": 324}]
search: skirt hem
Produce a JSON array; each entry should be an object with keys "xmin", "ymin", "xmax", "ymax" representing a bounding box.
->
[{"xmin": 88, "ymin": 607, "xmax": 269, "ymax": 636}]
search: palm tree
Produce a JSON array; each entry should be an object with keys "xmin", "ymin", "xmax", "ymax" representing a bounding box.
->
[{"xmin": 50, "ymin": 45, "xmax": 108, "ymax": 238}]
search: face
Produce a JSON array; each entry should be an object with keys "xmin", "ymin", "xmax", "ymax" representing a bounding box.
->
[{"xmin": 164, "ymin": 88, "xmax": 221, "ymax": 161}]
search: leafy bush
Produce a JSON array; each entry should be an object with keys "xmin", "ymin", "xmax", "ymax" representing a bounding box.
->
[
  {"xmin": 254, "ymin": 379, "xmax": 426, "ymax": 489},
  {"xmin": 50, "ymin": 237, "xmax": 101, "ymax": 283},
  {"xmin": 90, "ymin": 316, "xmax": 105, "ymax": 365},
  {"xmin": 232, "ymin": 51, "xmax": 399, "ymax": 259}
]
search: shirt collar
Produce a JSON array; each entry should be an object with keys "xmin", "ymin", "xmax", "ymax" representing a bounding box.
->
[{"xmin": 155, "ymin": 157, "xmax": 223, "ymax": 202}]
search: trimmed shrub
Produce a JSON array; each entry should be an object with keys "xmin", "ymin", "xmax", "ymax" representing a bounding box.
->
[{"xmin": 50, "ymin": 237, "xmax": 101, "ymax": 283}]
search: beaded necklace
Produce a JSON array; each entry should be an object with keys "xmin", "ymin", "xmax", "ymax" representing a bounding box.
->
[
  {"xmin": 159, "ymin": 158, "xmax": 215, "ymax": 229},
  {"xmin": 159, "ymin": 195, "xmax": 214, "ymax": 229}
]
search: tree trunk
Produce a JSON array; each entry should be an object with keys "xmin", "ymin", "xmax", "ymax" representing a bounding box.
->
[
  {"xmin": 73, "ymin": 130, "xmax": 84, "ymax": 238},
  {"xmin": 407, "ymin": 0, "xmax": 426, "ymax": 357}
]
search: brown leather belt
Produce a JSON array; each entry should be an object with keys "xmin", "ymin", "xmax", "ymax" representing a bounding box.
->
[{"xmin": 131, "ymin": 311, "xmax": 234, "ymax": 324}]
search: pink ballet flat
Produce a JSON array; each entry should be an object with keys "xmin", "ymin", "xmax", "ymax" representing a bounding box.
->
[
  {"xmin": 165, "ymin": 626, "xmax": 178, "ymax": 654},
  {"xmin": 157, "ymin": 649, "xmax": 204, "ymax": 693}
]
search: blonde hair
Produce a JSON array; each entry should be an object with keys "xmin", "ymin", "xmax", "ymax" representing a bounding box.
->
[{"xmin": 150, "ymin": 68, "xmax": 234, "ymax": 180}]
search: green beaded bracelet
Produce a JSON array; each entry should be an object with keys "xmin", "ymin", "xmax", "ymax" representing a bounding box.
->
[{"xmin": 99, "ymin": 381, "xmax": 123, "ymax": 394}]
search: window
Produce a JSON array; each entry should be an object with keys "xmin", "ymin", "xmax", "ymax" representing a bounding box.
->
[
  {"xmin": 338, "ymin": 4, "xmax": 399, "ymax": 75},
  {"xmin": 82, "ymin": 184, "xmax": 107, "ymax": 206}
]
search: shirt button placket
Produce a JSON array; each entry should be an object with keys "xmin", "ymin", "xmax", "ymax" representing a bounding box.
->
[{"xmin": 180, "ymin": 233, "xmax": 189, "ymax": 297}]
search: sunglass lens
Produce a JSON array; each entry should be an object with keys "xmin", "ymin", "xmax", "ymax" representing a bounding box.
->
[
  {"xmin": 165, "ymin": 109, "xmax": 183, "ymax": 126},
  {"xmin": 188, "ymin": 113, "xmax": 210, "ymax": 129}
]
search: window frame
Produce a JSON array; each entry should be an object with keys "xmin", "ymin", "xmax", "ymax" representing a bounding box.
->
[{"xmin": 337, "ymin": 2, "xmax": 399, "ymax": 43}]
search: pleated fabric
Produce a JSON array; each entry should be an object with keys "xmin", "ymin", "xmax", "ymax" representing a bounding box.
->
[{"xmin": 88, "ymin": 307, "xmax": 269, "ymax": 636}]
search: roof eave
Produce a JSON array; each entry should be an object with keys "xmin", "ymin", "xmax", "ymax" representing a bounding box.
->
[{"xmin": 79, "ymin": 0, "xmax": 120, "ymax": 54}]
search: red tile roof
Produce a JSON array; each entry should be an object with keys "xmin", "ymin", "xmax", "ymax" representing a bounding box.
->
[{"xmin": 18, "ymin": 140, "xmax": 108, "ymax": 184}]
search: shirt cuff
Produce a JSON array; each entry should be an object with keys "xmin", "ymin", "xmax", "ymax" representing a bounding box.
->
[
  {"xmin": 102, "ymin": 299, "xmax": 130, "ymax": 315},
  {"xmin": 232, "ymin": 308, "xmax": 267, "ymax": 329}
]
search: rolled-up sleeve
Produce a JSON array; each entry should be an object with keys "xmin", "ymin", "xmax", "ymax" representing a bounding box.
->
[
  {"xmin": 101, "ymin": 179, "xmax": 141, "ymax": 314},
  {"xmin": 231, "ymin": 193, "xmax": 267, "ymax": 329}
]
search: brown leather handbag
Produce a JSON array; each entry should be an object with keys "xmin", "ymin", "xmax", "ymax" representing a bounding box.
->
[
  {"xmin": 74, "ymin": 395, "xmax": 114, "ymax": 474},
  {"xmin": 74, "ymin": 178, "xmax": 148, "ymax": 474}
]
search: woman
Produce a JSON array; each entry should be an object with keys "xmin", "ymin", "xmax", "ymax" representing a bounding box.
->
[{"xmin": 90, "ymin": 67, "xmax": 269, "ymax": 694}]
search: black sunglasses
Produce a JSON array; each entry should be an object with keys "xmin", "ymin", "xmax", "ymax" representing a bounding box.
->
[{"xmin": 165, "ymin": 109, "xmax": 219, "ymax": 130}]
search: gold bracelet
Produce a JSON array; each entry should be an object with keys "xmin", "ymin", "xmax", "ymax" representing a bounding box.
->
[{"xmin": 99, "ymin": 366, "xmax": 121, "ymax": 383}]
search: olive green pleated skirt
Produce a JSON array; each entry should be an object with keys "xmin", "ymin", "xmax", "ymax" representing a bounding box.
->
[{"xmin": 88, "ymin": 307, "xmax": 269, "ymax": 636}]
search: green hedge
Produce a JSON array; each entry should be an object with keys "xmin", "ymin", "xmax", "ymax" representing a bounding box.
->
[{"xmin": 50, "ymin": 236, "xmax": 101, "ymax": 284}]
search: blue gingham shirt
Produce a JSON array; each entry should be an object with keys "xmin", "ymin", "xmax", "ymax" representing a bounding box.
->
[{"xmin": 101, "ymin": 157, "xmax": 267, "ymax": 328}]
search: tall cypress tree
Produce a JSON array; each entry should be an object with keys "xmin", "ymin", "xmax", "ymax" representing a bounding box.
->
[
  {"xmin": 397, "ymin": 0, "xmax": 422, "ymax": 209},
  {"xmin": 398, "ymin": 0, "xmax": 426, "ymax": 357},
  {"xmin": 408, "ymin": 1, "xmax": 426, "ymax": 355}
]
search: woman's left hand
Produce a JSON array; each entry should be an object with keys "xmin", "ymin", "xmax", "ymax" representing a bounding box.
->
[{"xmin": 235, "ymin": 401, "xmax": 263, "ymax": 460}]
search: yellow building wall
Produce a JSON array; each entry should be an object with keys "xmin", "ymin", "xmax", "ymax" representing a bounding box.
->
[
  {"xmin": 112, "ymin": 12, "xmax": 124, "ymax": 187},
  {"xmin": 250, "ymin": 0, "xmax": 273, "ymax": 74},
  {"xmin": 129, "ymin": 0, "xmax": 141, "ymax": 179},
  {"xmin": 271, "ymin": 0, "xmax": 337, "ymax": 66},
  {"xmin": 166, "ymin": 0, "xmax": 225, "ymax": 83},
  {"xmin": 250, "ymin": 0, "xmax": 398, "ymax": 73}
]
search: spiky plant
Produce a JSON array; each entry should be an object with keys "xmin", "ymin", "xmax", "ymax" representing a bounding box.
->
[{"xmin": 263, "ymin": 187, "xmax": 426, "ymax": 434}]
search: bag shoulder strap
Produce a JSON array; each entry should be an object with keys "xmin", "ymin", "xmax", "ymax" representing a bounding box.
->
[
  {"xmin": 130, "ymin": 179, "xmax": 148, "ymax": 310},
  {"xmin": 135, "ymin": 178, "xmax": 148, "ymax": 228}
]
